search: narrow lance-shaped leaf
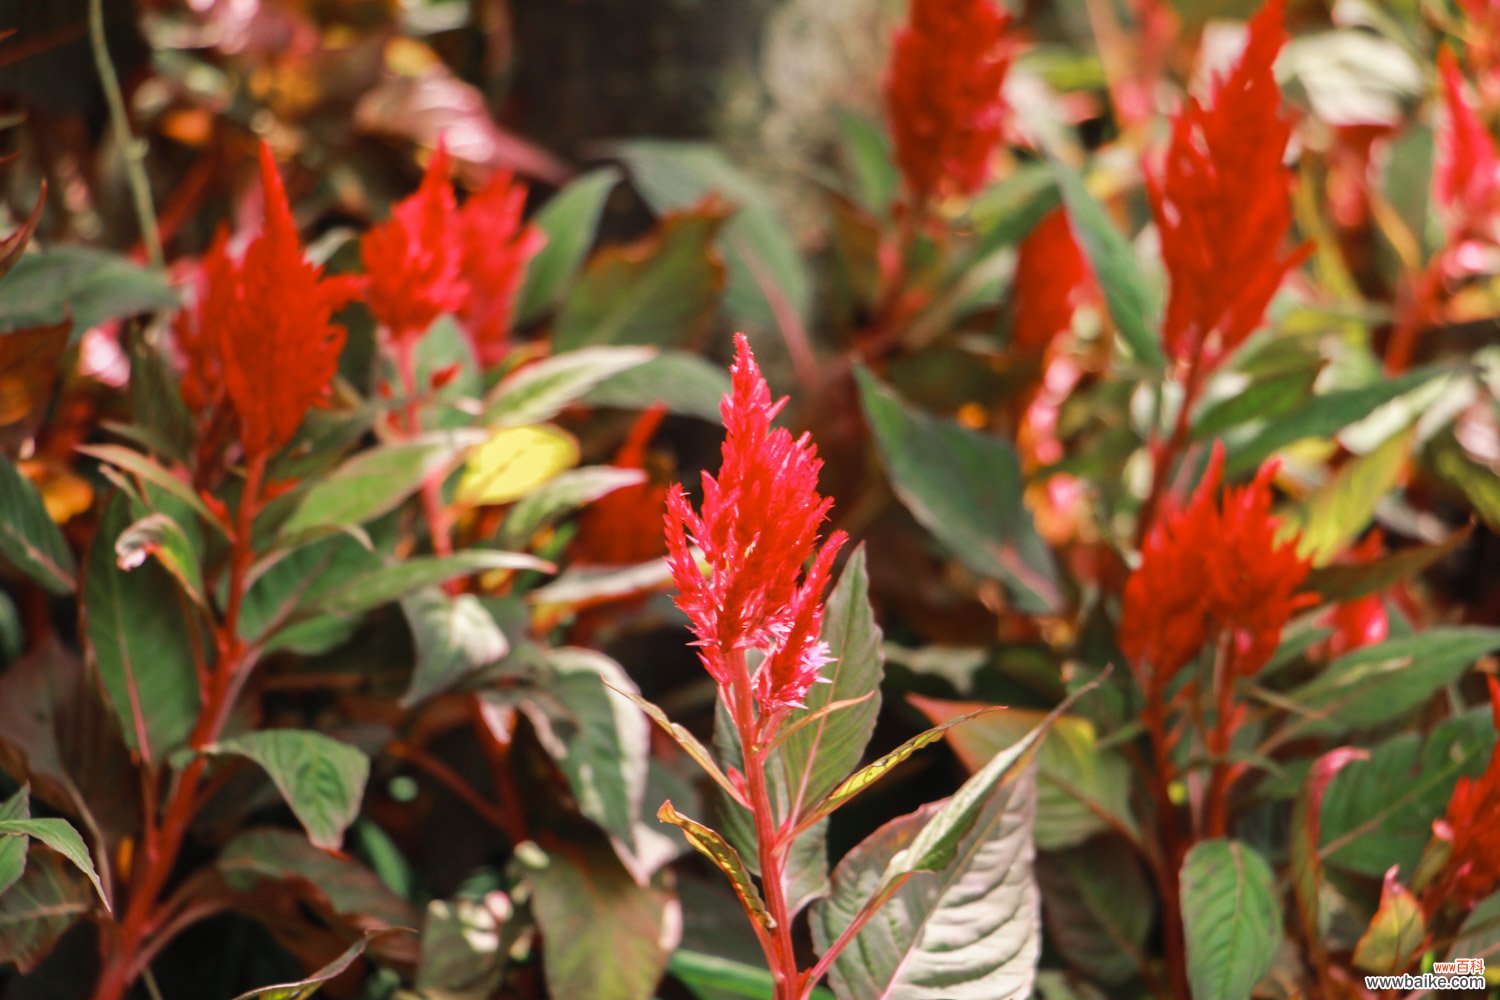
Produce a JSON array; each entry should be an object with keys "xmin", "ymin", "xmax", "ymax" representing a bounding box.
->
[
  {"xmin": 657, "ymin": 800, "xmax": 774, "ymax": 933},
  {"xmin": 610, "ymin": 685, "xmax": 748, "ymax": 809},
  {"xmin": 0, "ymin": 785, "xmax": 29, "ymax": 898},
  {"xmin": 0, "ymin": 455, "xmax": 76, "ymax": 594},
  {"xmin": 299, "ymin": 550, "xmax": 551, "ymax": 618},
  {"xmin": 481, "ymin": 346, "xmax": 654, "ymax": 427},
  {"xmin": 209, "ymin": 731, "xmax": 370, "ymax": 850},
  {"xmin": 1290, "ymin": 748, "xmax": 1368, "ymax": 982},
  {"xmin": 0, "ymin": 817, "xmax": 109, "ymax": 909},
  {"xmin": 1180, "ymin": 839, "xmax": 1281, "ymax": 1000},
  {"xmin": 231, "ymin": 930, "xmax": 410, "ymax": 1000},
  {"xmin": 516, "ymin": 168, "xmax": 620, "ymax": 324}
]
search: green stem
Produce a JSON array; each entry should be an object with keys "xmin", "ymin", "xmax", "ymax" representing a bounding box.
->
[{"xmin": 88, "ymin": 0, "xmax": 163, "ymax": 269}]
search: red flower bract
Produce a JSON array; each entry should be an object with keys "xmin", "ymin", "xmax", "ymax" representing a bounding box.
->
[
  {"xmin": 177, "ymin": 144, "xmax": 357, "ymax": 460},
  {"xmin": 457, "ymin": 170, "xmax": 545, "ymax": 367},
  {"xmin": 1434, "ymin": 677, "xmax": 1500, "ymax": 908},
  {"xmin": 1120, "ymin": 442, "xmax": 1313, "ymax": 694},
  {"xmin": 1148, "ymin": 0, "xmax": 1306, "ymax": 371},
  {"xmin": 1437, "ymin": 47, "xmax": 1500, "ymax": 255},
  {"xmin": 1012, "ymin": 208, "xmax": 1093, "ymax": 353},
  {"xmin": 885, "ymin": 0, "xmax": 1013, "ymax": 202},
  {"xmin": 361, "ymin": 144, "xmax": 468, "ymax": 342},
  {"xmin": 664, "ymin": 335, "xmax": 847, "ymax": 717}
]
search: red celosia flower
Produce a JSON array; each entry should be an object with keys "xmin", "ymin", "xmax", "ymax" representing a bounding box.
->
[
  {"xmin": 885, "ymin": 0, "xmax": 1013, "ymax": 202},
  {"xmin": 1120, "ymin": 442, "xmax": 1314, "ymax": 694},
  {"xmin": 1436, "ymin": 48, "xmax": 1500, "ymax": 259},
  {"xmin": 176, "ymin": 144, "xmax": 358, "ymax": 460},
  {"xmin": 1012, "ymin": 208, "xmax": 1094, "ymax": 353},
  {"xmin": 1148, "ymin": 0, "xmax": 1307, "ymax": 371},
  {"xmin": 664, "ymin": 335, "xmax": 847, "ymax": 717},
  {"xmin": 1433, "ymin": 677, "xmax": 1500, "ymax": 908},
  {"xmin": 457, "ymin": 171, "xmax": 545, "ymax": 367},
  {"xmin": 361, "ymin": 144, "xmax": 468, "ymax": 342}
]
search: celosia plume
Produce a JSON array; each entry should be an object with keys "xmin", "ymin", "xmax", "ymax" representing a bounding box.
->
[
  {"xmin": 457, "ymin": 170, "xmax": 545, "ymax": 367},
  {"xmin": 1011, "ymin": 208, "xmax": 1094, "ymax": 353},
  {"xmin": 1148, "ymin": 0, "xmax": 1306, "ymax": 371},
  {"xmin": 1318, "ymin": 531, "xmax": 1390, "ymax": 659},
  {"xmin": 1436, "ymin": 47, "xmax": 1500, "ymax": 255},
  {"xmin": 885, "ymin": 0, "xmax": 1013, "ymax": 202},
  {"xmin": 1120, "ymin": 443, "xmax": 1313, "ymax": 693},
  {"xmin": 361, "ymin": 144, "xmax": 468, "ymax": 342},
  {"xmin": 1433, "ymin": 677, "xmax": 1500, "ymax": 908},
  {"xmin": 664, "ymin": 335, "xmax": 847, "ymax": 718},
  {"xmin": 176, "ymin": 144, "xmax": 358, "ymax": 461}
]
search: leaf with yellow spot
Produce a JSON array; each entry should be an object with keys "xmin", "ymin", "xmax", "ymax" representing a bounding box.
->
[
  {"xmin": 657, "ymin": 800, "xmax": 774, "ymax": 932},
  {"xmin": 457, "ymin": 424, "xmax": 579, "ymax": 507}
]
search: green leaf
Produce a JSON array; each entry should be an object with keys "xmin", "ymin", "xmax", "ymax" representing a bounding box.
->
[
  {"xmin": 1221, "ymin": 366, "xmax": 1447, "ymax": 476},
  {"xmin": 400, "ymin": 589, "xmax": 508, "ymax": 706},
  {"xmin": 218, "ymin": 828, "xmax": 416, "ymax": 929},
  {"xmin": 82, "ymin": 494, "xmax": 199, "ymax": 763},
  {"xmin": 0, "ymin": 456, "xmax": 75, "ymax": 593},
  {"xmin": 1180, "ymin": 840, "xmax": 1281, "ymax": 1000},
  {"xmin": 835, "ymin": 111, "xmax": 898, "ymax": 215},
  {"xmin": 1285, "ymin": 627, "xmax": 1500, "ymax": 736},
  {"xmin": 1442, "ymin": 890, "xmax": 1500, "ymax": 970},
  {"xmin": 657, "ymin": 801, "xmax": 772, "ymax": 933},
  {"xmin": 1351, "ymin": 873, "xmax": 1425, "ymax": 974},
  {"xmin": 0, "ymin": 247, "xmax": 178, "ymax": 333},
  {"xmin": 669, "ymin": 949, "xmax": 835, "ymax": 1000},
  {"xmin": 482, "ymin": 347, "xmax": 655, "ymax": 427},
  {"xmin": 77, "ymin": 444, "xmax": 226, "ymax": 537},
  {"xmin": 1319, "ymin": 711, "xmax": 1492, "ymax": 878},
  {"xmin": 1289, "ymin": 748, "xmax": 1368, "ymax": 976},
  {"xmin": 555, "ymin": 205, "xmax": 727, "ymax": 351},
  {"xmin": 514, "ymin": 840, "xmax": 678, "ymax": 1000},
  {"xmin": 809, "ymin": 772, "xmax": 1040, "ymax": 999},
  {"xmin": 495, "ymin": 649, "xmax": 658, "ymax": 882},
  {"xmin": 908, "ymin": 696, "xmax": 1140, "ymax": 851},
  {"xmin": 580, "ymin": 351, "xmax": 732, "ymax": 421},
  {"xmin": 230, "ymin": 931, "xmax": 403, "ymax": 1000},
  {"xmin": 239, "ymin": 534, "xmax": 381, "ymax": 653},
  {"xmin": 1303, "ymin": 527, "xmax": 1469, "ymax": 602},
  {"xmin": 1193, "ymin": 369, "xmax": 1319, "ymax": 440},
  {"xmin": 1288, "ymin": 430, "xmax": 1411, "ymax": 564},
  {"xmin": 279, "ymin": 431, "xmax": 484, "ymax": 539},
  {"xmin": 614, "ymin": 688, "xmax": 746, "ymax": 807},
  {"xmin": 608, "ymin": 140, "xmax": 812, "ymax": 335},
  {"xmin": 518, "ymin": 168, "xmax": 621, "ymax": 324},
  {"xmin": 302, "ymin": 550, "xmax": 547, "ymax": 617},
  {"xmin": 1035, "ymin": 837, "xmax": 1154, "ymax": 984},
  {"xmin": 210, "ymin": 731, "xmax": 370, "ymax": 850},
  {"xmin": 114, "ymin": 511, "xmax": 206, "ymax": 607},
  {"xmin": 498, "ymin": 466, "xmax": 644, "ymax": 548},
  {"xmin": 0, "ymin": 785, "xmax": 29, "ymax": 898},
  {"xmin": 0, "ymin": 850, "xmax": 92, "ymax": 973},
  {"xmin": 778, "ymin": 546, "xmax": 884, "ymax": 815},
  {"xmin": 1049, "ymin": 158, "xmax": 1163, "ymax": 369},
  {"xmin": 855, "ymin": 368, "xmax": 1061, "ymax": 613},
  {"xmin": 0, "ymin": 816, "xmax": 108, "ymax": 909}
]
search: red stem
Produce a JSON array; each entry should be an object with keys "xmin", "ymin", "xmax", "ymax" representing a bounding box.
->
[
  {"xmin": 727, "ymin": 650, "xmax": 800, "ymax": 999},
  {"xmin": 1142, "ymin": 687, "xmax": 1191, "ymax": 1000},
  {"xmin": 1384, "ymin": 256, "xmax": 1445, "ymax": 376},
  {"xmin": 91, "ymin": 453, "xmax": 268, "ymax": 1000},
  {"xmin": 1203, "ymin": 634, "xmax": 1239, "ymax": 839}
]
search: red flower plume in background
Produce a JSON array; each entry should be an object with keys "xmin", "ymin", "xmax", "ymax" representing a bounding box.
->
[
  {"xmin": 664, "ymin": 335, "xmax": 847, "ymax": 717},
  {"xmin": 1149, "ymin": 0, "xmax": 1306, "ymax": 372},
  {"xmin": 1436, "ymin": 47, "xmax": 1500, "ymax": 257},
  {"xmin": 176, "ymin": 144, "xmax": 358, "ymax": 461},
  {"xmin": 457, "ymin": 170, "xmax": 546, "ymax": 367},
  {"xmin": 885, "ymin": 0, "xmax": 1014, "ymax": 203},
  {"xmin": 1433, "ymin": 677, "xmax": 1500, "ymax": 909},
  {"xmin": 1011, "ymin": 208, "xmax": 1094, "ymax": 353},
  {"xmin": 361, "ymin": 144, "xmax": 468, "ymax": 342},
  {"xmin": 1120, "ymin": 443, "xmax": 1313, "ymax": 694}
]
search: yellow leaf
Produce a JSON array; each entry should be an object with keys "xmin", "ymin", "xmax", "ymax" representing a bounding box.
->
[{"xmin": 457, "ymin": 424, "xmax": 578, "ymax": 506}]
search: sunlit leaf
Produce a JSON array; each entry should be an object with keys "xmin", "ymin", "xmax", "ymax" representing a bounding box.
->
[{"xmin": 456, "ymin": 424, "xmax": 579, "ymax": 506}]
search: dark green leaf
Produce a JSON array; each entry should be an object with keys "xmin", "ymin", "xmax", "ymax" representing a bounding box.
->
[
  {"xmin": 1049, "ymin": 158, "xmax": 1163, "ymax": 368},
  {"xmin": 1180, "ymin": 840, "xmax": 1281, "ymax": 1000},
  {"xmin": 856, "ymin": 368, "xmax": 1061, "ymax": 613},
  {"xmin": 669, "ymin": 949, "xmax": 835, "ymax": 1000},
  {"xmin": 0, "ymin": 816, "xmax": 107, "ymax": 909},
  {"xmin": 301, "ymin": 550, "xmax": 548, "ymax": 617},
  {"xmin": 518, "ymin": 168, "xmax": 621, "ymax": 324},
  {"xmin": 0, "ymin": 247, "xmax": 177, "ymax": 333},
  {"xmin": 498, "ymin": 466, "xmax": 644, "ymax": 548},
  {"xmin": 580, "ymin": 351, "xmax": 731, "ymax": 421},
  {"xmin": 1035, "ymin": 837, "xmax": 1153, "ymax": 984},
  {"xmin": 218, "ymin": 828, "xmax": 417, "ymax": 929},
  {"xmin": 555, "ymin": 205, "xmax": 727, "ymax": 351},
  {"xmin": 0, "ymin": 850, "xmax": 91, "ymax": 973},
  {"xmin": 514, "ymin": 840, "xmax": 678, "ymax": 1000},
  {"xmin": 82, "ymin": 494, "xmax": 199, "ymax": 763},
  {"xmin": 210, "ymin": 731, "xmax": 370, "ymax": 850},
  {"xmin": 0, "ymin": 455, "xmax": 75, "ymax": 594},
  {"xmin": 1303, "ymin": 527, "xmax": 1469, "ymax": 602},
  {"xmin": 230, "ymin": 930, "xmax": 405, "ymax": 1000},
  {"xmin": 608, "ymin": 140, "xmax": 812, "ymax": 335},
  {"xmin": 0, "ymin": 785, "xmax": 28, "ymax": 898}
]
